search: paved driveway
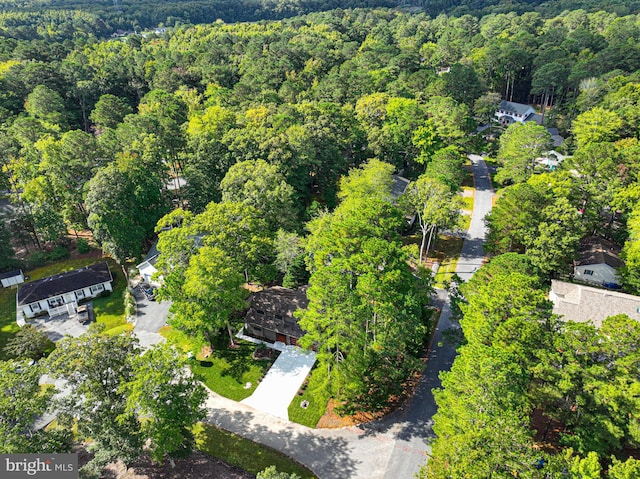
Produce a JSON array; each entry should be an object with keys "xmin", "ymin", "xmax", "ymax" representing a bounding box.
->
[
  {"xmin": 31, "ymin": 313, "xmax": 88, "ymax": 342},
  {"xmin": 241, "ymin": 345, "xmax": 316, "ymax": 420},
  {"xmin": 132, "ymin": 285, "xmax": 170, "ymax": 348}
]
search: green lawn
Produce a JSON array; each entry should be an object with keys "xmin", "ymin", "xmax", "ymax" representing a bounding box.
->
[
  {"xmin": 195, "ymin": 423, "xmax": 317, "ymax": 478},
  {"xmin": 161, "ymin": 326, "xmax": 277, "ymax": 401},
  {"xmin": 0, "ymin": 257, "xmax": 128, "ymax": 360},
  {"xmin": 432, "ymin": 234, "xmax": 464, "ymax": 288},
  {"xmin": 288, "ymin": 364, "xmax": 330, "ymax": 428}
]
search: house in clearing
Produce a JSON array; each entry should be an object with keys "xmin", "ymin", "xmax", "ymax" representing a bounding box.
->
[
  {"xmin": 550, "ymin": 279, "xmax": 640, "ymax": 327},
  {"xmin": 243, "ymin": 286, "xmax": 308, "ymax": 346},
  {"xmin": 573, "ymin": 236, "xmax": 624, "ymax": 289},
  {"xmin": 17, "ymin": 262, "xmax": 113, "ymax": 320}
]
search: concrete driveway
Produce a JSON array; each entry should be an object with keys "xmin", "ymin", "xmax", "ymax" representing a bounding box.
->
[
  {"xmin": 31, "ymin": 313, "xmax": 88, "ymax": 342},
  {"xmin": 241, "ymin": 345, "xmax": 316, "ymax": 420}
]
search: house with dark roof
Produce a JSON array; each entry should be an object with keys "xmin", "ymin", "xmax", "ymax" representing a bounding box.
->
[
  {"xmin": 0, "ymin": 269, "xmax": 24, "ymax": 288},
  {"xmin": 495, "ymin": 100, "xmax": 536, "ymax": 125},
  {"xmin": 550, "ymin": 280, "xmax": 640, "ymax": 327},
  {"xmin": 243, "ymin": 286, "xmax": 308, "ymax": 346},
  {"xmin": 573, "ymin": 236, "xmax": 624, "ymax": 289},
  {"xmin": 17, "ymin": 262, "xmax": 113, "ymax": 319}
]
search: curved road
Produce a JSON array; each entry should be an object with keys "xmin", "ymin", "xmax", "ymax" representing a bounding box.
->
[{"xmin": 204, "ymin": 156, "xmax": 493, "ymax": 479}]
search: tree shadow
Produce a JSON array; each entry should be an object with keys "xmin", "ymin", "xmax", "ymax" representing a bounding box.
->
[{"xmin": 205, "ymin": 409, "xmax": 359, "ymax": 479}]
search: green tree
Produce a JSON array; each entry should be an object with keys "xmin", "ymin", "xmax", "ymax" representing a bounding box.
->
[
  {"xmin": 495, "ymin": 122, "xmax": 552, "ymax": 185},
  {"xmin": 24, "ymin": 85, "xmax": 68, "ymax": 127},
  {"xmin": 122, "ymin": 344, "xmax": 207, "ymax": 465},
  {"xmin": 174, "ymin": 245, "xmax": 249, "ymax": 345},
  {"xmin": 0, "ymin": 360, "xmax": 70, "ymax": 454},
  {"xmin": 572, "ymin": 107, "xmax": 623, "ymax": 148},
  {"xmin": 424, "ymin": 146, "xmax": 466, "ymax": 192},
  {"xmin": 90, "ymin": 94, "xmax": 133, "ymax": 131},
  {"xmin": 221, "ymin": 159, "xmax": 296, "ymax": 234},
  {"xmin": 608, "ymin": 457, "xmax": 640, "ymax": 479},
  {"xmin": 3, "ymin": 325, "xmax": 52, "ymax": 360},
  {"xmin": 402, "ymin": 176, "xmax": 462, "ymax": 264},
  {"xmin": 337, "ymin": 158, "xmax": 395, "ymax": 203},
  {"xmin": 86, "ymin": 154, "xmax": 170, "ymax": 263},
  {"xmin": 46, "ymin": 330, "xmax": 142, "ymax": 476},
  {"xmin": 257, "ymin": 466, "xmax": 301, "ymax": 479}
]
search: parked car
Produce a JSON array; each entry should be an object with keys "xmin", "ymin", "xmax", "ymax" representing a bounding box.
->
[
  {"xmin": 77, "ymin": 304, "xmax": 91, "ymax": 325},
  {"xmin": 144, "ymin": 287, "xmax": 157, "ymax": 301}
]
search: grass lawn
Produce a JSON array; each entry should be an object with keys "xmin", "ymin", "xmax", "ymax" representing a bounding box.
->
[
  {"xmin": 195, "ymin": 423, "xmax": 316, "ymax": 478},
  {"xmin": 432, "ymin": 234, "xmax": 464, "ymax": 288},
  {"xmin": 161, "ymin": 326, "xmax": 276, "ymax": 401},
  {"xmin": 288, "ymin": 365, "xmax": 330, "ymax": 428},
  {"xmin": 0, "ymin": 257, "xmax": 128, "ymax": 360}
]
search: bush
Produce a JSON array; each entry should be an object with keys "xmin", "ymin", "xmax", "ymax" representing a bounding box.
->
[
  {"xmin": 26, "ymin": 251, "xmax": 48, "ymax": 268},
  {"xmin": 77, "ymin": 238, "xmax": 90, "ymax": 254},
  {"xmin": 47, "ymin": 245, "xmax": 70, "ymax": 261}
]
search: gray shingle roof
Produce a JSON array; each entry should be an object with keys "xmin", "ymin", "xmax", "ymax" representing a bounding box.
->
[
  {"xmin": 499, "ymin": 100, "xmax": 534, "ymax": 117},
  {"xmin": 551, "ymin": 280, "xmax": 640, "ymax": 327},
  {"xmin": 17, "ymin": 262, "xmax": 113, "ymax": 306},
  {"xmin": 0, "ymin": 269, "xmax": 22, "ymax": 281}
]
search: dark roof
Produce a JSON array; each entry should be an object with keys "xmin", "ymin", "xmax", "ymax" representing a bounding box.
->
[
  {"xmin": 245, "ymin": 286, "xmax": 308, "ymax": 339},
  {"xmin": 576, "ymin": 236, "xmax": 624, "ymax": 268},
  {"xmin": 498, "ymin": 100, "xmax": 534, "ymax": 117},
  {"xmin": 0, "ymin": 269, "xmax": 22, "ymax": 281},
  {"xmin": 391, "ymin": 175, "xmax": 410, "ymax": 201},
  {"xmin": 140, "ymin": 240, "xmax": 160, "ymax": 267},
  {"xmin": 17, "ymin": 262, "xmax": 113, "ymax": 306}
]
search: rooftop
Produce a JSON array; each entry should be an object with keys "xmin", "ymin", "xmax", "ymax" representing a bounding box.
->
[
  {"xmin": 498, "ymin": 100, "xmax": 534, "ymax": 116},
  {"xmin": 576, "ymin": 236, "xmax": 624, "ymax": 268},
  {"xmin": 550, "ymin": 280, "xmax": 640, "ymax": 327},
  {"xmin": 245, "ymin": 286, "xmax": 308, "ymax": 338},
  {"xmin": 17, "ymin": 262, "xmax": 113, "ymax": 306},
  {"xmin": 0, "ymin": 269, "xmax": 22, "ymax": 281}
]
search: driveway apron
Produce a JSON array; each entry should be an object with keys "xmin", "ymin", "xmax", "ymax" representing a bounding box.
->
[{"xmin": 241, "ymin": 345, "xmax": 316, "ymax": 420}]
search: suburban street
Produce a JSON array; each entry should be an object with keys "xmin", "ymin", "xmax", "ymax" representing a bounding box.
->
[{"xmin": 205, "ymin": 156, "xmax": 494, "ymax": 479}]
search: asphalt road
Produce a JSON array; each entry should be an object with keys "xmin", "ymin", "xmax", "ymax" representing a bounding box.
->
[{"xmin": 375, "ymin": 154, "xmax": 493, "ymax": 478}]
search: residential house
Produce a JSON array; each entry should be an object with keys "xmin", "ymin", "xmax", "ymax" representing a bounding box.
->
[
  {"xmin": 0, "ymin": 269, "xmax": 24, "ymax": 288},
  {"xmin": 574, "ymin": 236, "xmax": 624, "ymax": 289},
  {"xmin": 550, "ymin": 279, "xmax": 640, "ymax": 327},
  {"xmin": 137, "ymin": 241, "xmax": 160, "ymax": 285},
  {"xmin": 17, "ymin": 262, "xmax": 113, "ymax": 319},
  {"xmin": 243, "ymin": 286, "xmax": 308, "ymax": 346},
  {"xmin": 495, "ymin": 100, "xmax": 536, "ymax": 125}
]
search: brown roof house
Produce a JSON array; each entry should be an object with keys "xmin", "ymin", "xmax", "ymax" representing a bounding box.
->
[
  {"xmin": 573, "ymin": 236, "xmax": 624, "ymax": 289},
  {"xmin": 243, "ymin": 286, "xmax": 308, "ymax": 346},
  {"xmin": 17, "ymin": 262, "xmax": 113, "ymax": 321},
  {"xmin": 550, "ymin": 279, "xmax": 640, "ymax": 327}
]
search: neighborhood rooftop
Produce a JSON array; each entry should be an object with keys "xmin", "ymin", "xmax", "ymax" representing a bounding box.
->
[
  {"xmin": 498, "ymin": 100, "xmax": 534, "ymax": 116},
  {"xmin": 17, "ymin": 262, "xmax": 113, "ymax": 306},
  {"xmin": 550, "ymin": 279, "xmax": 640, "ymax": 327},
  {"xmin": 575, "ymin": 236, "xmax": 624, "ymax": 268},
  {"xmin": 245, "ymin": 286, "xmax": 309, "ymax": 341},
  {"xmin": 0, "ymin": 269, "xmax": 22, "ymax": 281}
]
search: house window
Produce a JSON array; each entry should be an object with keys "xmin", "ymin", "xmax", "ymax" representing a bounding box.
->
[
  {"xmin": 48, "ymin": 297, "xmax": 64, "ymax": 308},
  {"xmin": 584, "ymin": 270, "xmax": 594, "ymax": 276},
  {"xmin": 75, "ymin": 289, "xmax": 85, "ymax": 300},
  {"xmin": 90, "ymin": 284, "xmax": 104, "ymax": 294},
  {"xmin": 30, "ymin": 303, "xmax": 41, "ymax": 312}
]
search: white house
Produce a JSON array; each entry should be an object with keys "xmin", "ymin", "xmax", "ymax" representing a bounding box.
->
[
  {"xmin": 495, "ymin": 100, "xmax": 536, "ymax": 125},
  {"xmin": 550, "ymin": 280, "xmax": 640, "ymax": 327},
  {"xmin": 0, "ymin": 269, "xmax": 24, "ymax": 288},
  {"xmin": 573, "ymin": 236, "xmax": 624, "ymax": 289},
  {"xmin": 17, "ymin": 262, "xmax": 113, "ymax": 319},
  {"xmin": 137, "ymin": 241, "xmax": 161, "ymax": 286}
]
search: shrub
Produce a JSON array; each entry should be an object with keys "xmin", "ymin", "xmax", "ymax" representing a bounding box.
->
[
  {"xmin": 47, "ymin": 245, "xmax": 70, "ymax": 261},
  {"xmin": 77, "ymin": 238, "xmax": 90, "ymax": 254}
]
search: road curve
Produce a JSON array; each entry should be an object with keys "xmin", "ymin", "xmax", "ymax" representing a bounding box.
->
[{"xmin": 204, "ymin": 157, "xmax": 494, "ymax": 479}]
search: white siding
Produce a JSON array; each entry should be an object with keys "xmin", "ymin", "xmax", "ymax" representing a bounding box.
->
[{"xmin": 574, "ymin": 263, "xmax": 620, "ymax": 287}]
